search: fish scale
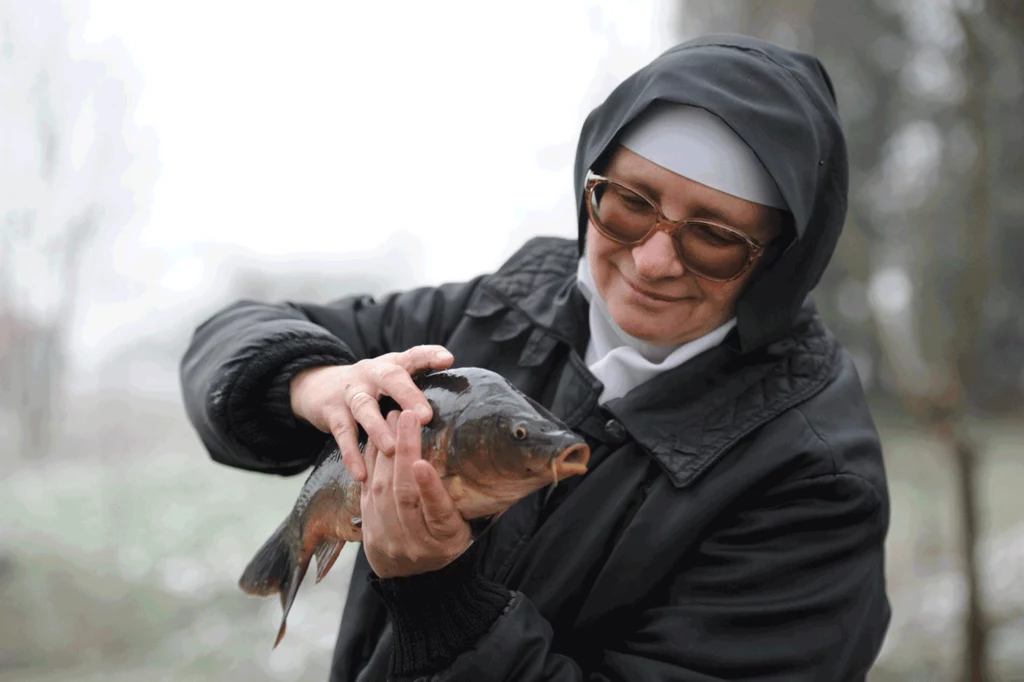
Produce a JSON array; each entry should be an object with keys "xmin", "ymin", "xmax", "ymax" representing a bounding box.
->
[{"xmin": 237, "ymin": 367, "xmax": 591, "ymax": 648}]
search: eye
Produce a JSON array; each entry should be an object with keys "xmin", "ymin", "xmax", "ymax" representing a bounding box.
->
[
  {"xmin": 613, "ymin": 189, "xmax": 653, "ymax": 212},
  {"xmin": 691, "ymin": 221, "xmax": 744, "ymax": 246},
  {"xmin": 512, "ymin": 425, "xmax": 528, "ymax": 441}
]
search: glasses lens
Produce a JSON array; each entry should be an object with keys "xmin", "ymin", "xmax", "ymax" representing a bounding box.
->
[
  {"xmin": 677, "ymin": 221, "xmax": 751, "ymax": 280},
  {"xmin": 588, "ymin": 179, "xmax": 752, "ymax": 281},
  {"xmin": 589, "ymin": 181, "xmax": 657, "ymax": 242}
]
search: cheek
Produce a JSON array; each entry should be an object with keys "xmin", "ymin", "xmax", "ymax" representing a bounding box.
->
[
  {"xmin": 684, "ymin": 267, "xmax": 765, "ymax": 336},
  {"xmin": 586, "ymin": 225, "xmax": 626, "ymax": 287},
  {"xmin": 700, "ymin": 280, "xmax": 739, "ymax": 306},
  {"xmin": 712, "ymin": 265, "xmax": 761, "ymax": 305},
  {"xmin": 685, "ymin": 278, "xmax": 747, "ymax": 324}
]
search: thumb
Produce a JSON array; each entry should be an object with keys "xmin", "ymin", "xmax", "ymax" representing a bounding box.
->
[{"xmin": 413, "ymin": 460, "xmax": 464, "ymax": 540}]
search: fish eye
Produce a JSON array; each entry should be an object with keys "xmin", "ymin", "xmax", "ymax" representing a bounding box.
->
[{"xmin": 512, "ymin": 424, "xmax": 528, "ymax": 441}]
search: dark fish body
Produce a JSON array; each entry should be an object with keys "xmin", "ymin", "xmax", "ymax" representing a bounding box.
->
[{"xmin": 239, "ymin": 367, "xmax": 591, "ymax": 647}]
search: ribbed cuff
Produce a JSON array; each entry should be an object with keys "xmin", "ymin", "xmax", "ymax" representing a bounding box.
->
[
  {"xmin": 264, "ymin": 352, "xmax": 353, "ymax": 429},
  {"xmin": 225, "ymin": 334, "xmax": 353, "ymax": 463},
  {"xmin": 369, "ymin": 544, "xmax": 512, "ymax": 679}
]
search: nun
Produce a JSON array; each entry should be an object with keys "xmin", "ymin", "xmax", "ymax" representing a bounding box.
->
[{"xmin": 182, "ymin": 34, "xmax": 891, "ymax": 681}]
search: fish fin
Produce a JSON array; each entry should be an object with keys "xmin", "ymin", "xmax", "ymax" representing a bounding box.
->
[
  {"xmin": 449, "ymin": 475, "xmax": 464, "ymax": 500},
  {"xmin": 275, "ymin": 620, "xmax": 287, "ymax": 649},
  {"xmin": 314, "ymin": 540, "xmax": 344, "ymax": 584},
  {"xmin": 274, "ymin": 561, "xmax": 310, "ymax": 649},
  {"xmin": 239, "ymin": 521, "xmax": 291, "ymax": 597}
]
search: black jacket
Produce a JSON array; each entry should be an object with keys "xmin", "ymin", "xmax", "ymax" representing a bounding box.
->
[{"xmin": 181, "ymin": 35, "xmax": 890, "ymax": 682}]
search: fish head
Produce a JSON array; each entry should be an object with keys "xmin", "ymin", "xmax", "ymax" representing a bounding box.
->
[{"xmin": 421, "ymin": 369, "xmax": 591, "ymax": 519}]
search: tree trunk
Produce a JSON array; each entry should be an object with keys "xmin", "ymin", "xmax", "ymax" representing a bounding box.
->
[
  {"xmin": 949, "ymin": 10, "xmax": 992, "ymax": 682},
  {"xmin": 954, "ymin": 431, "xmax": 987, "ymax": 682}
]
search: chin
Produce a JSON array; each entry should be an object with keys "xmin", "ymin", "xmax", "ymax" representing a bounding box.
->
[{"xmin": 607, "ymin": 302, "xmax": 690, "ymax": 346}]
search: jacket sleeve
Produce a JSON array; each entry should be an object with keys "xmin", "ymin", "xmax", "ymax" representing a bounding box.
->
[
  {"xmin": 372, "ymin": 470, "xmax": 889, "ymax": 682},
  {"xmin": 179, "ymin": 278, "xmax": 485, "ymax": 475}
]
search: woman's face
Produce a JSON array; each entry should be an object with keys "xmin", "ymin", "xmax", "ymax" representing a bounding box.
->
[{"xmin": 588, "ymin": 146, "xmax": 783, "ymax": 346}]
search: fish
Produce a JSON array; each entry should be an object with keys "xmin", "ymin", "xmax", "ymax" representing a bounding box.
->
[{"xmin": 238, "ymin": 367, "xmax": 591, "ymax": 647}]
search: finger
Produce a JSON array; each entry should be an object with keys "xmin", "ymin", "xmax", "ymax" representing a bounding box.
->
[
  {"xmin": 362, "ymin": 434, "xmax": 378, "ymax": 486},
  {"xmin": 395, "ymin": 346, "xmax": 455, "ymax": 421},
  {"xmin": 330, "ymin": 417, "xmax": 366, "ymax": 482},
  {"xmin": 346, "ymin": 389, "xmax": 396, "ymax": 455},
  {"xmin": 359, "ymin": 438, "xmax": 383, "ymax": 553},
  {"xmin": 380, "ymin": 409, "xmax": 402, "ymax": 456},
  {"xmin": 397, "ymin": 345, "xmax": 455, "ymax": 376},
  {"xmin": 369, "ymin": 424, "xmax": 402, "ymax": 540},
  {"xmin": 393, "ymin": 411, "xmax": 427, "ymax": 533},
  {"xmin": 413, "ymin": 459, "xmax": 465, "ymax": 541},
  {"xmin": 371, "ymin": 364, "xmax": 435, "ymax": 425}
]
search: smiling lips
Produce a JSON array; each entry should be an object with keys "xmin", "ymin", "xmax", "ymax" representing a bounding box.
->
[{"xmin": 624, "ymin": 277, "xmax": 689, "ymax": 303}]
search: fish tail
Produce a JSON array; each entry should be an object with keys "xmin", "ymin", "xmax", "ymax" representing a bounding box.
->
[
  {"xmin": 239, "ymin": 519, "xmax": 317, "ymax": 648},
  {"xmin": 274, "ymin": 562, "xmax": 308, "ymax": 649},
  {"xmin": 238, "ymin": 520, "xmax": 292, "ymax": 598}
]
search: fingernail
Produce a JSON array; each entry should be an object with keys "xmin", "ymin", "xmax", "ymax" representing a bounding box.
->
[
  {"xmin": 418, "ymin": 405, "xmax": 433, "ymax": 421},
  {"xmin": 435, "ymin": 350, "xmax": 453, "ymax": 362}
]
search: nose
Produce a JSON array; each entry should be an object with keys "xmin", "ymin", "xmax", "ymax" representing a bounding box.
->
[{"xmin": 631, "ymin": 230, "xmax": 685, "ymax": 281}]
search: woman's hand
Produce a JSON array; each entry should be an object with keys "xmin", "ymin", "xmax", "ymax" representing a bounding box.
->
[
  {"xmin": 289, "ymin": 345, "xmax": 454, "ymax": 482},
  {"xmin": 361, "ymin": 410, "xmax": 473, "ymax": 579}
]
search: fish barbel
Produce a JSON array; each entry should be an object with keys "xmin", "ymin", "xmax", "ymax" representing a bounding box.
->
[{"xmin": 238, "ymin": 367, "xmax": 591, "ymax": 647}]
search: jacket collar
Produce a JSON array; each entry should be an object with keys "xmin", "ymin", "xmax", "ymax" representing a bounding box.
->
[
  {"xmin": 602, "ymin": 312, "xmax": 837, "ymax": 487},
  {"xmin": 467, "ymin": 237, "xmax": 839, "ymax": 488}
]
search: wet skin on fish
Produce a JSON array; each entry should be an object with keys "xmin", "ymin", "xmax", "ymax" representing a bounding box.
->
[{"xmin": 238, "ymin": 367, "xmax": 591, "ymax": 647}]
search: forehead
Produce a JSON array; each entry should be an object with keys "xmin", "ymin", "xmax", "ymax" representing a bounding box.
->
[{"xmin": 603, "ymin": 146, "xmax": 781, "ymax": 238}]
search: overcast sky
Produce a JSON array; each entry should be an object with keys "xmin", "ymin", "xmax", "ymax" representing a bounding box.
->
[{"xmin": 74, "ymin": 1, "xmax": 683, "ymax": 369}]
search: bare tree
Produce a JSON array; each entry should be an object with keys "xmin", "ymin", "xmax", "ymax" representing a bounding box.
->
[
  {"xmin": 681, "ymin": 2, "xmax": 1020, "ymax": 678},
  {"xmin": 0, "ymin": 0, "xmax": 156, "ymax": 459},
  {"xmin": 867, "ymin": 5, "xmax": 1003, "ymax": 681}
]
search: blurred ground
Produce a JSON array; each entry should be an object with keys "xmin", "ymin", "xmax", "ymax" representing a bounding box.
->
[
  {"xmin": 2, "ymin": 408, "xmax": 1023, "ymax": 681},
  {"xmin": 0, "ymin": 417, "xmax": 356, "ymax": 682}
]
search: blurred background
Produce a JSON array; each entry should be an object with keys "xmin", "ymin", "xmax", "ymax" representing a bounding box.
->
[{"xmin": 1, "ymin": 0, "xmax": 1022, "ymax": 680}]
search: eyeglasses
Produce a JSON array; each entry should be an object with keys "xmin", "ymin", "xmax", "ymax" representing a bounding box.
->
[{"xmin": 584, "ymin": 172, "xmax": 766, "ymax": 282}]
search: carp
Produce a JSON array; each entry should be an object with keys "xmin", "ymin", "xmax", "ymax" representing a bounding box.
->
[{"xmin": 238, "ymin": 367, "xmax": 591, "ymax": 647}]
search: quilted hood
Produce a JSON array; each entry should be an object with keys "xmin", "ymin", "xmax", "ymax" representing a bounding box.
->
[{"xmin": 573, "ymin": 34, "xmax": 848, "ymax": 353}]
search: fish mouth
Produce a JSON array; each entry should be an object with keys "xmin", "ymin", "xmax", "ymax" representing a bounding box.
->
[{"xmin": 553, "ymin": 443, "xmax": 591, "ymax": 478}]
